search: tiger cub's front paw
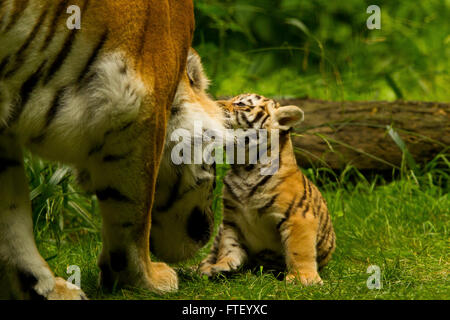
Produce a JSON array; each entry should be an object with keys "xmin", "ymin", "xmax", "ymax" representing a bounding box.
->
[
  {"xmin": 47, "ymin": 277, "xmax": 88, "ymax": 300},
  {"xmin": 286, "ymin": 270, "xmax": 323, "ymax": 286},
  {"xmin": 199, "ymin": 257, "xmax": 238, "ymax": 277},
  {"xmin": 198, "ymin": 263, "xmax": 215, "ymax": 277}
]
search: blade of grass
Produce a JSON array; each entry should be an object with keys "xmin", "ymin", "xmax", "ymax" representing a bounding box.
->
[{"xmin": 387, "ymin": 125, "xmax": 419, "ymax": 174}]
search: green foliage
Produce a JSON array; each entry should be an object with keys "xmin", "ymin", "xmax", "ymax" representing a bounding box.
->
[
  {"xmin": 25, "ymin": 153, "xmax": 100, "ymax": 249},
  {"xmin": 194, "ymin": 0, "xmax": 450, "ymax": 101}
]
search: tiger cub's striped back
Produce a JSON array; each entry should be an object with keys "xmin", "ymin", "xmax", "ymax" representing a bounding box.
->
[{"xmin": 200, "ymin": 94, "xmax": 335, "ymax": 286}]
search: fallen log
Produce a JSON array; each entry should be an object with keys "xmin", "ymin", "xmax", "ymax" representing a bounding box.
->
[{"xmin": 278, "ymin": 99, "xmax": 449, "ymax": 170}]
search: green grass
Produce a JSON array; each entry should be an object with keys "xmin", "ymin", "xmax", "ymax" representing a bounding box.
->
[
  {"xmin": 194, "ymin": 0, "xmax": 450, "ymax": 102},
  {"xmin": 32, "ymin": 158, "xmax": 449, "ymax": 300}
]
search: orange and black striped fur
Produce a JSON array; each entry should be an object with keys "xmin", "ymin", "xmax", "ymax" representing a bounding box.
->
[
  {"xmin": 200, "ymin": 94, "xmax": 335, "ymax": 285},
  {"xmin": 0, "ymin": 0, "xmax": 224, "ymax": 300},
  {"xmin": 151, "ymin": 50, "xmax": 224, "ymax": 263}
]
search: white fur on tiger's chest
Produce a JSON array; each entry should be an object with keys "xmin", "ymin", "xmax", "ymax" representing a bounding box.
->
[{"xmin": 232, "ymin": 204, "xmax": 284, "ymax": 255}]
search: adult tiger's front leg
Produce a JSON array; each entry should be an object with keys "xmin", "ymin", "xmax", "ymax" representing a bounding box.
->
[
  {"xmin": 0, "ymin": 134, "xmax": 87, "ymax": 300},
  {"xmin": 96, "ymin": 174, "xmax": 178, "ymax": 293},
  {"xmin": 84, "ymin": 118, "xmax": 178, "ymax": 293}
]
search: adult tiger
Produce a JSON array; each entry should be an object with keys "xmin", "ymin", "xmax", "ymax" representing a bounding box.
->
[{"xmin": 0, "ymin": 0, "xmax": 216, "ymax": 300}]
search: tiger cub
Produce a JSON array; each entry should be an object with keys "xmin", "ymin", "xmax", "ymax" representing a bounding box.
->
[{"xmin": 199, "ymin": 94, "xmax": 335, "ymax": 285}]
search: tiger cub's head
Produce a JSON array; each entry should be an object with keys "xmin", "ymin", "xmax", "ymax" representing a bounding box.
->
[{"xmin": 218, "ymin": 93, "xmax": 304, "ymax": 132}]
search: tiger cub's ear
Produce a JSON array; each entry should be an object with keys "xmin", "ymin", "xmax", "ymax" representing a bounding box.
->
[
  {"xmin": 187, "ymin": 49, "xmax": 210, "ymax": 92},
  {"xmin": 272, "ymin": 105, "xmax": 305, "ymax": 131}
]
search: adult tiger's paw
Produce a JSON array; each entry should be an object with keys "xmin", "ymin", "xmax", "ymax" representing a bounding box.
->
[
  {"xmin": 286, "ymin": 270, "xmax": 323, "ymax": 286},
  {"xmin": 146, "ymin": 262, "xmax": 179, "ymax": 294},
  {"xmin": 47, "ymin": 277, "xmax": 88, "ymax": 300},
  {"xmin": 99, "ymin": 258, "xmax": 178, "ymax": 295}
]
